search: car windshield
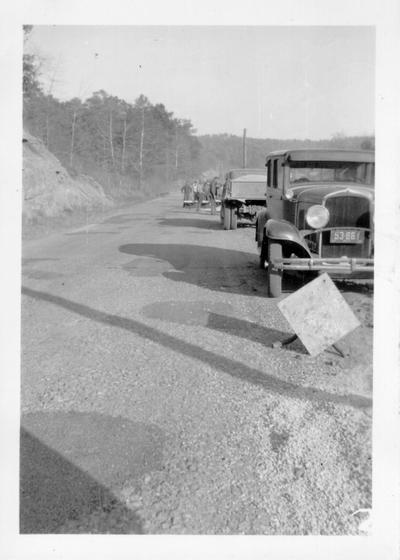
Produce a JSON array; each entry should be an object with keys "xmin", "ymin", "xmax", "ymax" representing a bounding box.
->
[
  {"xmin": 231, "ymin": 181, "xmax": 266, "ymax": 197},
  {"xmin": 289, "ymin": 161, "xmax": 374, "ymax": 186}
]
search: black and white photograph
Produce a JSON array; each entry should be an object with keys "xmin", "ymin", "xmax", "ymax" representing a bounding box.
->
[{"xmin": 1, "ymin": 1, "xmax": 399, "ymax": 559}]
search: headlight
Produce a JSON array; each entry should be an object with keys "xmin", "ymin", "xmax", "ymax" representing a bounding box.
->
[
  {"xmin": 285, "ymin": 189, "xmax": 294, "ymax": 200},
  {"xmin": 305, "ymin": 205, "xmax": 330, "ymax": 229}
]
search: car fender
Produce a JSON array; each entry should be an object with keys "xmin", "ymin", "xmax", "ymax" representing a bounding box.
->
[{"xmin": 265, "ymin": 219, "xmax": 312, "ymax": 256}]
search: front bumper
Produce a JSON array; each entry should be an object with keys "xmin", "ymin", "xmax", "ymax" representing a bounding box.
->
[{"xmin": 272, "ymin": 256, "xmax": 374, "ymax": 274}]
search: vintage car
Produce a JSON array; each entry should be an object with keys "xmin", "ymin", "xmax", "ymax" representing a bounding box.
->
[
  {"xmin": 220, "ymin": 169, "xmax": 267, "ymax": 229},
  {"xmin": 255, "ymin": 149, "xmax": 374, "ymax": 297}
]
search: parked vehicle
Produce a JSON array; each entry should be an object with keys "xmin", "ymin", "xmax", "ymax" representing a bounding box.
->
[
  {"xmin": 220, "ymin": 169, "xmax": 267, "ymax": 230},
  {"xmin": 255, "ymin": 149, "xmax": 375, "ymax": 297}
]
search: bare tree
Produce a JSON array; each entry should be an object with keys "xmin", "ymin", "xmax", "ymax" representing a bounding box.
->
[
  {"xmin": 69, "ymin": 109, "xmax": 77, "ymax": 167},
  {"xmin": 121, "ymin": 112, "xmax": 127, "ymax": 173},
  {"xmin": 138, "ymin": 106, "xmax": 145, "ymax": 189}
]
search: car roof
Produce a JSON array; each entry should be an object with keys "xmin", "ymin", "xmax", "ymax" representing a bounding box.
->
[
  {"xmin": 231, "ymin": 173, "xmax": 267, "ymax": 183},
  {"xmin": 266, "ymin": 149, "xmax": 375, "ymax": 163}
]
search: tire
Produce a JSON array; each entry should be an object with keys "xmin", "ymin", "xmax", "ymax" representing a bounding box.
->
[
  {"xmin": 259, "ymin": 238, "xmax": 268, "ymax": 269},
  {"xmin": 230, "ymin": 208, "xmax": 237, "ymax": 230},
  {"xmin": 267, "ymin": 241, "xmax": 283, "ymax": 297},
  {"xmin": 223, "ymin": 205, "xmax": 231, "ymax": 230}
]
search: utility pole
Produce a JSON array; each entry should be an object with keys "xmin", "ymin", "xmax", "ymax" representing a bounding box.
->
[
  {"xmin": 139, "ymin": 106, "xmax": 145, "ymax": 190},
  {"xmin": 242, "ymin": 128, "xmax": 247, "ymax": 168}
]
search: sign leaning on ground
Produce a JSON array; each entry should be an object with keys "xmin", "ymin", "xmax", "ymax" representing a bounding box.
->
[{"xmin": 278, "ymin": 273, "xmax": 360, "ymax": 357}]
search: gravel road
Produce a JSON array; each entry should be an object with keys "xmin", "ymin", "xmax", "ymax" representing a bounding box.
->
[{"xmin": 21, "ymin": 192, "xmax": 373, "ymax": 534}]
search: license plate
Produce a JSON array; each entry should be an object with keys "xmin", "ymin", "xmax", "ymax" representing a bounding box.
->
[{"xmin": 330, "ymin": 229, "xmax": 364, "ymax": 244}]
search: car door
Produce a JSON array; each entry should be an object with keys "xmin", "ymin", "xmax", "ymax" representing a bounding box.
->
[{"xmin": 266, "ymin": 157, "xmax": 284, "ymax": 219}]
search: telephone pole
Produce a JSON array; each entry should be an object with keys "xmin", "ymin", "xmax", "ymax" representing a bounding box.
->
[{"xmin": 242, "ymin": 128, "xmax": 247, "ymax": 168}]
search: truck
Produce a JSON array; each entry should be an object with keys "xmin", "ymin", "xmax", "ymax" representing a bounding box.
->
[{"xmin": 220, "ymin": 169, "xmax": 267, "ymax": 230}]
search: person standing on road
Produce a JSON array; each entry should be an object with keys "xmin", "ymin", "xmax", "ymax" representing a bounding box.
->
[
  {"xmin": 193, "ymin": 180, "xmax": 203, "ymax": 212},
  {"xmin": 181, "ymin": 181, "xmax": 193, "ymax": 207},
  {"xmin": 209, "ymin": 177, "xmax": 218, "ymax": 215},
  {"xmin": 202, "ymin": 180, "xmax": 211, "ymax": 203}
]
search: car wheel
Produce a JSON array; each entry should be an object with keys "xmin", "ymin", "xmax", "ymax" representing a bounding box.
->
[
  {"xmin": 223, "ymin": 205, "xmax": 231, "ymax": 230},
  {"xmin": 267, "ymin": 241, "xmax": 283, "ymax": 297},
  {"xmin": 259, "ymin": 238, "xmax": 268, "ymax": 269},
  {"xmin": 230, "ymin": 209, "xmax": 237, "ymax": 230}
]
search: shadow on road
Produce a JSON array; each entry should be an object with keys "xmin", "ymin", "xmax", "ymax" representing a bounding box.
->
[
  {"xmin": 20, "ymin": 411, "xmax": 164, "ymax": 533},
  {"xmin": 21, "ymin": 286, "xmax": 372, "ymax": 411},
  {"xmin": 335, "ymin": 279, "xmax": 374, "ymax": 295},
  {"xmin": 119, "ymin": 243, "xmax": 268, "ymax": 296},
  {"xmin": 141, "ymin": 300, "xmax": 305, "ymax": 352},
  {"xmin": 207, "ymin": 313, "xmax": 306, "ymax": 353}
]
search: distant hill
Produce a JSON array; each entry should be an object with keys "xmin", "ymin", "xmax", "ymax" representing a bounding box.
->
[{"xmin": 197, "ymin": 133, "xmax": 375, "ymax": 177}]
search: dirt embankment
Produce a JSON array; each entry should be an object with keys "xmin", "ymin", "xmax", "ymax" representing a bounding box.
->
[
  {"xmin": 22, "ymin": 132, "xmax": 113, "ymax": 226},
  {"xmin": 22, "ymin": 132, "xmax": 175, "ymax": 239}
]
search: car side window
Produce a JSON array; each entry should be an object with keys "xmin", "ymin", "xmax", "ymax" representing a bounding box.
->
[
  {"xmin": 266, "ymin": 160, "xmax": 271, "ymax": 187},
  {"xmin": 273, "ymin": 159, "xmax": 278, "ymax": 188}
]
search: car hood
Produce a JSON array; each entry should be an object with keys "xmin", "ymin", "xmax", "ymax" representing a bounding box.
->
[{"xmin": 291, "ymin": 182, "xmax": 374, "ymax": 204}]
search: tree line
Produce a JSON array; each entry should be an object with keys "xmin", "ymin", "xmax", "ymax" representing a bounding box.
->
[
  {"xmin": 197, "ymin": 133, "xmax": 375, "ymax": 177},
  {"xmin": 23, "ymin": 28, "xmax": 202, "ymax": 197},
  {"xmin": 23, "ymin": 26, "xmax": 374, "ymax": 197}
]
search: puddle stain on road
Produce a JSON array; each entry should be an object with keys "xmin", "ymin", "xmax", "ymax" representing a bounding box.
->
[
  {"xmin": 20, "ymin": 411, "xmax": 164, "ymax": 533},
  {"xmin": 269, "ymin": 429, "xmax": 290, "ymax": 453},
  {"xmin": 22, "ymin": 258, "xmax": 60, "ymax": 265},
  {"xmin": 119, "ymin": 243, "xmax": 268, "ymax": 296},
  {"xmin": 102, "ymin": 214, "xmax": 151, "ymax": 225},
  {"xmin": 21, "ymin": 258, "xmax": 64, "ymax": 281},
  {"xmin": 64, "ymin": 231, "xmax": 120, "ymax": 236},
  {"xmin": 158, "ymin": 217, "xmax": 222, "ymax": 231},
  {"xmin": 122, "ymin": 257, "xmax": 176, "ymax": 277},
  {"xmin": 22, "ymin": 270, "xmax": 64, "ymax": 280}
]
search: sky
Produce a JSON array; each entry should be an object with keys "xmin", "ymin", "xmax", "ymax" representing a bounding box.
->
[{"xmin": 26, "ymin": 25, "xmax": 375, "ymax": 140}]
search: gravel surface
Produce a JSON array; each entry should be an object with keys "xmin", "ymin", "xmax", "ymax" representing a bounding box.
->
[{"xmin": 21, "ymin": 192, "xmax": 373, "ymax": 534}]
